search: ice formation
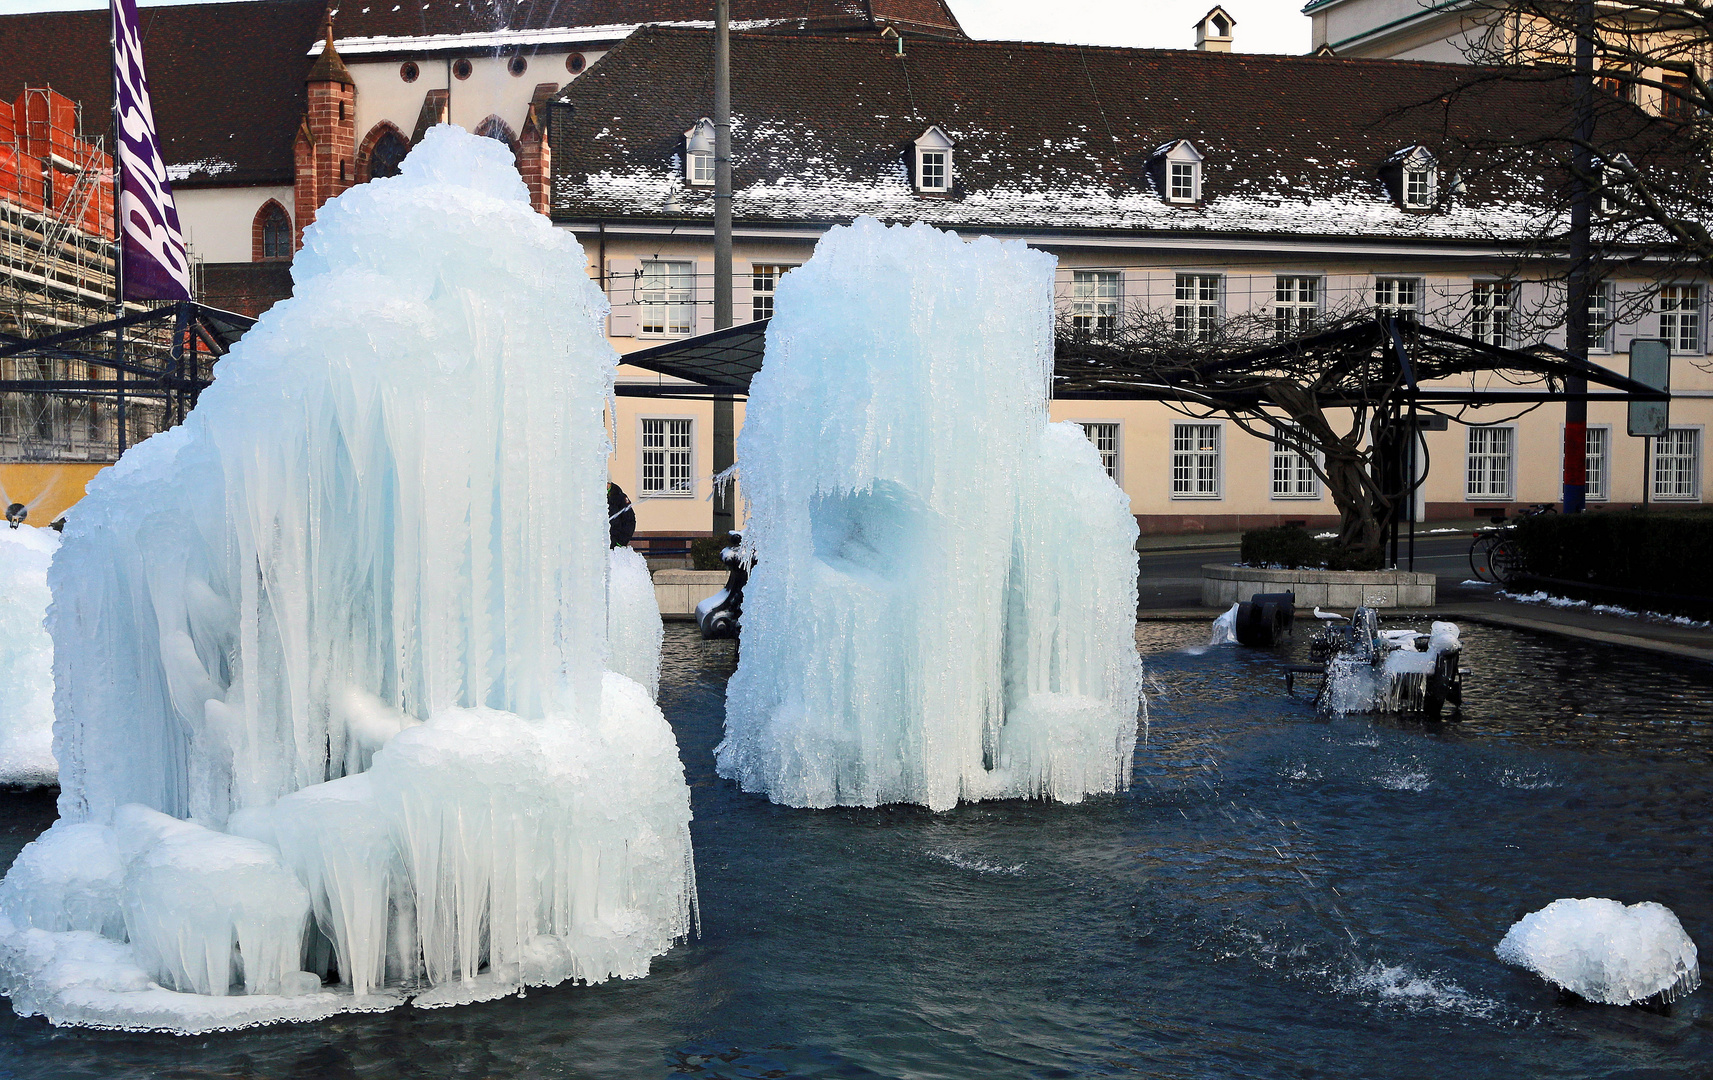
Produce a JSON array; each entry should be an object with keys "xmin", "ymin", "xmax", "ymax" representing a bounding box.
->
[
  {"xmin": 607, "ymin": 546, "xmax": 663, "ymax": 699},
  {"xmin": 1209, "ymin": 603, "xmax": 1239, "ymax": 646},
  {"xmin": 0, "ymin": 127, "xmax": 694, "ymax": 1033},
  {"xmin": 1496, "ymin": 898, "xmax": 1700, "ymax": 1006},
  {"xmin": 1323, "ymin": 620, "xmax": 1460, "ymax": 714},
  {"xmin": 718, "ymin": 217, "xmax": 1143, "ymax": 811},
  {"xmin": 0, "ymin": 524, "xmax": 59, "ymax": 785}
]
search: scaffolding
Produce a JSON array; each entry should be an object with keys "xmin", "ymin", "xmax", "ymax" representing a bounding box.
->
[{"xmin": 0, "ymin": 86, "xmax": 199, "ymax": 463}]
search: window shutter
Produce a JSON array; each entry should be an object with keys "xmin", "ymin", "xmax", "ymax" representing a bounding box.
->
[
  {"xmin": 1119, "ymin": 270, "xmax": 1152, "ymax": 322},
  {"xmin": 695, "ymin": 257, "xmax": 715, "ymax": 336},
  {"xmin": 606, "ymin": 258, "xmax": 640, "ymax": 337}
]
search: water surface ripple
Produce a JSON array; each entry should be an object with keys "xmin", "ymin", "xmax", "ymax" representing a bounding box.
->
[{"xmin": 0, "ymin": 622, "xmax": 1707, "ymax": 1078}]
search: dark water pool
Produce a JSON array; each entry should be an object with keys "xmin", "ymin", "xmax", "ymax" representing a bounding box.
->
[{"xmin": 0, "ymin": 621, "xmax": 1709, "ymax": 1079}]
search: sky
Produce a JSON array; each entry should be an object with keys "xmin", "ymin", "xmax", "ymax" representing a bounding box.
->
[{"xmin": 0, "ymin": 0, "xmax": 1317, "ymax": 53}]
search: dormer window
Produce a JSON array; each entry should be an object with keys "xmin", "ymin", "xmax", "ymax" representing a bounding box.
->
[
  {"xmin": 913, "ymin": 125, "xmax": 954, "ymax": 194},
  {"xmin": 1382, "ymin": 145, "xmax": 1439, "ymax": 211},
  {"xmin": 683, "ymin": 118, "xmax": 715, "ymax": 187},
  {"xmin": 1599, "ymin": 153, "xmax": 1632, "ymax": 215},
  {"xmin": 1151, "ymin": 140, "xmax": 1204, "ymax": 205}
]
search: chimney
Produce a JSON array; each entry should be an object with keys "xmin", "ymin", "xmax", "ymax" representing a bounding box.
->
[{"xmin": 1194, "ymin": 6, "xmax": 1235, "ymax": 52}]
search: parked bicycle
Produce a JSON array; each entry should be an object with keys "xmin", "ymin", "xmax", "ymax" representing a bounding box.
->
[{"xmin": 1468, "ymin": 504, "xmax": 1555, "ymax": 585}]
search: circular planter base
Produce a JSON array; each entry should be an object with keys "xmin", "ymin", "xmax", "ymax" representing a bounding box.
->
[{"xmin": 1201, "ymin": 564, "xmax": 1435, "ymax": 609}]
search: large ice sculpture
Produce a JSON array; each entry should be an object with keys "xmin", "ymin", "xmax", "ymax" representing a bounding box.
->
[
  {"xmin": 1497, "ymin": 897, "xmax": 1701, "ymax": 1006},
  {"xmin": 718, "ymin": 217, "xmax": 1143, "ymax": 811},
  {"xmin": 0, "ymin": 127, "xmax": 694, "ymax": 1033},
  {"xmin": 0, "ymin": 524, "xmax": 58, "ymax": 785}
]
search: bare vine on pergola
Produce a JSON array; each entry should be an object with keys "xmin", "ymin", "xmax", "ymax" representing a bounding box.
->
[{"xmin": 1054, "ymin": 306, "xmax": 1664, "ymax": 564}]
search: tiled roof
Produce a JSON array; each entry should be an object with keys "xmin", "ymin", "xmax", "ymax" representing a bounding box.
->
[
  {"xmin": 324, "ymin": 0, "xmax": 963, "ymax": 45},
  {"xmin": 552, "ymin": 28, "xmax": 1668, "ymax": 243},
  {"xmin": 0, "ymin": 0, "xmax": 325, "ymax": 186}
]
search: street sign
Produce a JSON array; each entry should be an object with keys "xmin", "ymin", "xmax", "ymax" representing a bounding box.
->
[{"xmin": 1628, "ymin": 339, "xmax": 1670, "ymax": 438}]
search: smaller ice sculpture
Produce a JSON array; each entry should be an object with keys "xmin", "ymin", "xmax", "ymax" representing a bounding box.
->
[
  {"xmin": 1322, "ymin": 618, "xmax": 1461, "ymax": 714},
  {"xmin": 1497, "ymin": 897, "xmax": 1700, "ymax": 1006},
  {"xmin": 719, "ymin": 217, "xmax": 1143, "ymax": 811},
  {"xmin": 0, "ymin": 524, "xmax": 58, "ymax": 785},
  {"xmin": 608, "ymin": 546, "xmax": 663, "ymax": 699}
]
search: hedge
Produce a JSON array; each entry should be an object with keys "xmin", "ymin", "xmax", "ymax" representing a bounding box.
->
[
  {"xmin": 1239, "ymin": 525, "xmax": 1384, "ymax": 572},
  {"xmin": 1513, "ymin": 509, "xmax": 1713, "ymax": 600}
]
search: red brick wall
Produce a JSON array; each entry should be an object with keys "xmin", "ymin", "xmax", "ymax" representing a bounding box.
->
[{"xmin": 293, "ymin": 78, "xmax": 355, "ymax": 248}]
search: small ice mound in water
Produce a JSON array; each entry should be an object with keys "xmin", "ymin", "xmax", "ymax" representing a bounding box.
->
[
  {"xmin": 718, "ymin": 217, "xmax": 1143, "ymax": 811},
  {"xmin": 0, "ymin": 524, "xmax": 59, "ymax": 786},
  {"xmin": 1496, "ymin": 898, "xmax": 1701, "ymax": 1006},
  {"xmin": 0, "ymin": 127, "xmax": 694, "ymax": 1033}
]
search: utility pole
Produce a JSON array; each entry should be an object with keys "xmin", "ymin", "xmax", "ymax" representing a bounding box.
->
[
  {"xmin": 1563, "ymin": 0, "xmax": 1595, "ymax": 513},
  {"xmin": 711, "ymin": 0, "xmax": 735, "ymax": 539}
]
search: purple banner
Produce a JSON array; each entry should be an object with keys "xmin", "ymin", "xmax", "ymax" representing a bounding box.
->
[{"xmin": 111, "ymin": 0, "xmax": 191, "ymax": 301}]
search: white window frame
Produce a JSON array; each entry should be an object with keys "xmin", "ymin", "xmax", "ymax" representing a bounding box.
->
[
  {"xmin": 751, "ymin": 263, "xmax": 796, "ymax": 322},
  {"xmin": 1404, "ymin": 165, "xmax": 1437, "ymax": 208},
  {"xmin": 1274, "ymin": 275, "xmax": 1320, "ymax": 339},
  {"xmin": 638, "ymin": 260, "xmax": 695, "ymax": 338},
  {"xmin": 1171, "ymin": 421, "xmax": 1223, "ymax": 499},
  {"xmin": 683, "ymin": 118, "xmax": 716, "ymax": 187},
  {"xmin": 1583, "ymin": 424, "xmax": 1611, "ymax": 502},
  {"xmin": 1658, "ymin": 284, "xmax": 1703, "ymax": 354},
  {"xmin": 1174, "ymin": 273, "xmax": 1221, "ymax": 342},
  {"xmin": 1071, "ymin": 270, "xmax": 1121, "ymax": 336},
  {"xmin": 1080, "ymin": 421, "xmax": 1122, "ymax": 483},
  {"xmin": 1471, "ymin": 281, "xmax": 1514, "ymax": 348},
  {"xmin": 1466, "ymin": 425, "xmax": 1515, "ymax": 501},
  {"xmin": 1588, "ymin": 280, "xmax": 1614, "ymax": 353},
  {"xmin": 1270, "ymin": 422, "xmax": 1322, "ymax": 500},
  {"xmin": 1374, "ymin": 277, "xmax": 1421, "ymax": 325},
  {"xmin": 638, "ymin": 416, "xmax": 696, "ymax": 498},
  {"xmin": 914, "ymin": 125, "xmax": 954, "ymax": 194},
  {"xmin": 1653, "ymin": 426, "xmax": 1702, "ymax": 501},
  {"xmin": 1598, "ymin": 154, "xmax": 1632, "ymax": 216}
]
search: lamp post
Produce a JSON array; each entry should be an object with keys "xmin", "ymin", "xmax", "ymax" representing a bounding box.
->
[
  {"xmin": 711, "ymin": 0, "xmax": 735, "ymax": 539},
  {"xmin": 1563, "ymin": 0, "xmax": 1595, "ymax": 513}
]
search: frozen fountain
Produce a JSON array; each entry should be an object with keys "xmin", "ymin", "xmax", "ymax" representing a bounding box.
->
[
  {"xmin": 0, "ymin": 128, "xmax": 692, "ymax": 1032},
  {"xmin": 718, "ymin": 218, "xmax": 1144, "ymax": 811}
]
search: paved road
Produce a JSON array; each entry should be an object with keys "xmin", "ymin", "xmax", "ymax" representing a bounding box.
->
[{"xmin": 1137, "ymin": 531, "xmax": 1482, "ymax": 610}]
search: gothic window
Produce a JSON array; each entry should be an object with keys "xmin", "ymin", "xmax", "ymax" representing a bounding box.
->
[
  {"xmin": 370, "ymin": 131, "xmax": 409, "ymax": 179},
  {"xmin": 256, "ymin": 201, "xmax": 291, "ymax": 261}
]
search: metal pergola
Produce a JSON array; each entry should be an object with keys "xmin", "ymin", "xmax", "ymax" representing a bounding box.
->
[{"xmin": 0, "ymin": 300, "xmax": 256, "ymax": 450}]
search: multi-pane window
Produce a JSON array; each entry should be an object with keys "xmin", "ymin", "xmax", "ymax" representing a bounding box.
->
[
  {"xmin": 1271, "ymin": 423, "xmax": 1319, "ymax": 499},
  {"xmin": 1584, "ymin": 426, "xmax": 1609, "ymax": 501},
  {"xmin": 1466, "ymin": 426, "xmax": 1513, "ymax": 500},
  {"xmin": 1659, "ymin": 285, "xmax": 1701, "ymax": 352},
  {"xmin": 1471, "ymin": 282, "xmax": 1513, "ymax": 347},
  {"xmin": 1071, "ymin": 271, "xmax": 1121, "ymax": 336},
  {"xmin": 919, "ymin": 150, "xmax": 947, "ymax": 191},
  {"xmin": 1587, "ymin": 281, "xmax": 1614, "ymax": 352},
  {"xmin": 260, "ymin": 204, "xmax": 291, "ymax": 259},
  {"xmin": 1274, "ymin": 276, "xmax": 1319, "ymax": 339},
  {"xmin": 1661, "ymin": 72, "xmax": 1694, "ymax": 121},
  {"xmin": 1654, "ymin": 427, "xmax": 1701, "ymax": 500},
  {"xmin": 688, "ymin": 149, "xmax": 714, "ymax": 185},
  {"xmin": 1404, "ymin": 167, "xmax": 1435, "ymax": 208},
  {"xmin": 640, "ymin": 418, "xmax": 694, "ymax": 496},
  {"xmin": 639, "ymin": 260, "xmax": 694, "ymax": 337},
  {"xmin": 1081, "ymin": 422, "xmax": 1119, "ymax": 481},
  {"xmin": 1170, "ymin": 161, "xmax": 1198, "ymax": 202},
  {"xmin": 1374, "ymin": 277, "xmax": 1420, "ymax": 325},
  {"xmin": 751, "ymin": 264, "xmax": 796, "ymax": 321},
  {"xmin": 1171, "ymin": 423, "xmax": 1221, "ymax": 498},
  {"xmin": 1174, "ymin": 274, "xmax": 1220, "ymax": 342}
]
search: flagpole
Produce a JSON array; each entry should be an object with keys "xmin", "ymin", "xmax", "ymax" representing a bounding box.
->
[{"xmin": 109, "ymin": 0, "xmax": 127, "ymax": 456}]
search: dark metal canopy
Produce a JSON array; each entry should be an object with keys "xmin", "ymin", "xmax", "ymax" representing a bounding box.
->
[
  {"xmin": 615, "ymin": 318, "xmax": 766, "ymax": 397},
  {"xmin": 609, "ymin": 314, "xmax": 1669, "ymax": 408}
]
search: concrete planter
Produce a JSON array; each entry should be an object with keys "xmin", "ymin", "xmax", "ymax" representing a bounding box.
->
[
  {"xmin": 653, "ymin": 568, "xmax": 729, "ymax": 619},
  {"xmin": 1201, "ymin": 563, "xmax": 1435, "ymax": 609}
]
